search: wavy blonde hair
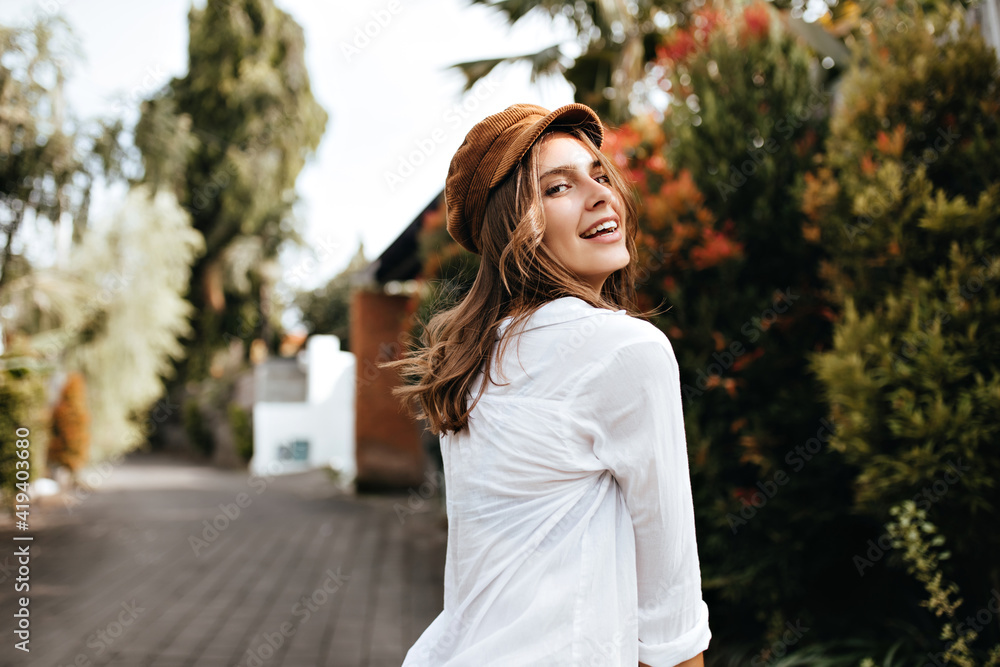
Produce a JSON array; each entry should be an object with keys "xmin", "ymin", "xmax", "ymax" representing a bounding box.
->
[{"xmin": 380, "ymin": 127, "xmax": 663, "ymax": 435}]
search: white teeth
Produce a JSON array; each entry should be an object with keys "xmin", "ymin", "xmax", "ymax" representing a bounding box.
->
[{"xmin": 581, "ymin": 221, "xmax": 618, "ymax": 238}]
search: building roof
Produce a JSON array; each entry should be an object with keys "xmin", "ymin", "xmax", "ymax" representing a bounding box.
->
[{"xmin": 359, "ymin": 191, "xmax": 443, "ymax": 285}]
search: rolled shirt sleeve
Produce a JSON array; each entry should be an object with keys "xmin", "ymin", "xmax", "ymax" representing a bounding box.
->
[{"xmin": 571, "ymin": 337, "xmax": 711, "ymax": 665}]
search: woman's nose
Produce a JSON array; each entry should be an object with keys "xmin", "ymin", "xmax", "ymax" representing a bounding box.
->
[{"xmin": 587, "ymin": 181, "xmax": 615, "ymax": 209}]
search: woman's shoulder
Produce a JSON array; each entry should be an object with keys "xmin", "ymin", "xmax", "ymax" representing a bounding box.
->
[
  {"xmin": 555, "ymin": 311, "xmax": 680, "ymax": 405},
  {"xmin": 500, "ymin": 296, "xmax": 661, "ymax": 337},
  {"xmin": 484, "ymin": 296, "xmax": 676, "ymax": 401},
  {"xmin": 542, "ymin": 298, "xmax": 674, "ymax": 364}
]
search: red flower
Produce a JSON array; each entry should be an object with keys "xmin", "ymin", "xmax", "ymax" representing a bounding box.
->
[
  {"xmin": 421, "ymin": 207, "xmax": 446, "ymax": 231},
  {"xmin": 690, "ymin": 227, "xmax": 744, "ymax": 270},
  {"xmin": 661, "ymin": 30, "xmax": 697, "ymax": 63},
  {"xmin": 860, "ymin": 152, "xmax": 877, "ymax": 177},
  {"xmin": 875, "ymin": 125, "xmax": 906, "ymax": 157},
  {"xmin": 656, "ymin": 8, "xmax": 725, "ymax": 65},
  {"xmin": 732, "ymin": 346, "xmax": 765, "ymax": 372},
  {"xmin": 603, "ymin": 125, "xmax": 641, "ymax": 168},
  {"xmin": 742, "ymin": 2, "xmax": 771, "ymax": 40}
]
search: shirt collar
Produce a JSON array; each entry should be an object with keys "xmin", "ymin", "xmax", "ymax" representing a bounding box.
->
[{"xmin": 496, "ymin": 296, "xmax": 626, "ymax": 339}]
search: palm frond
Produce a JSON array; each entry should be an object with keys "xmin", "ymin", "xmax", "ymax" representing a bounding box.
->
[
  {"xmin": 450, "ymin": 43, "xmax": 565, "ymax": 91},
  {"xmin": 468, "ymin": 0, "xmax": 568, "ymax": 25}
]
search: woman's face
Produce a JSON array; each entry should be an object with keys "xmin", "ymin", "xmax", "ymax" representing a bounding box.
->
[{"xmin": 537, "ymin": 132, "xmax": 630, "ymax": 296}]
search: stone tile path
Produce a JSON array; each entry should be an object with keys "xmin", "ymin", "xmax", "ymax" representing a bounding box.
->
[{"xmin": 0, "ymin": 453, "xmax": 446, "ymax": 667}]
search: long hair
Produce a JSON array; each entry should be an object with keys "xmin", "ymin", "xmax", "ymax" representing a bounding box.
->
[{"xmin": 380, "ymin": 126, "xmax": 665, "ymax": 436}]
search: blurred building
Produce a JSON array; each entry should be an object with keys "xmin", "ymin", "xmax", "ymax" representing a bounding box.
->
[
  {"xmin": 349, "ymin": 194, "xmax": 443, "ymax": 491},
  {"xmin": 250, "ymin": 334, "xmax": 356, "ymax": 483}
]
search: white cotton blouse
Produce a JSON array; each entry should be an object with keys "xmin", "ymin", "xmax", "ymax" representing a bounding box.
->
[{"xmin": 402, "ymin": 296, "xmax": 711, "ymax": 666}]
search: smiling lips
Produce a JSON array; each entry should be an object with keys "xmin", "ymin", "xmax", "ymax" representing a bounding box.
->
[{"xmin": 580, "ymin": 218, "xmax": 620, "ymax": 239}]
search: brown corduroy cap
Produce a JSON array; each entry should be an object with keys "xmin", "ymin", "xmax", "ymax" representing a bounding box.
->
[{"xmin": 444, "ymin": 103, "xmax": 604, "ymax": 255}]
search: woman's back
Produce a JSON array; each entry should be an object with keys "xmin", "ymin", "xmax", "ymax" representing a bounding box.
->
[{"xmin": 402, "ymin": 297, "xmax": 711, "ymax": 666}]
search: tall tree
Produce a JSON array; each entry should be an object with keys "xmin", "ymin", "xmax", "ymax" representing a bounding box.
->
[
  {"xmin": 0, "ymin": 16, "xmax": 123, "ymax": 291},
  {"xmin": 0, "ymin": 13, "xmax": 200, "ymax": 476},
  {"xmin": 135, "ymin": 0, "xmax": 328, "ymax": 387}
]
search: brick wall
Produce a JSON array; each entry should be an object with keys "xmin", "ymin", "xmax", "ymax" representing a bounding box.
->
[{"xmin": 351, "ymin": 289, "xmax": 425, "ymax": 489}]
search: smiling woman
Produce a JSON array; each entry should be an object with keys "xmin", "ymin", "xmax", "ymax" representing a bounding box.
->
[
  {"xmin": 537, "ymin": 131, "xmax": 632, "ymax": 297},
  {"xmin": 380, "ymin": 103, "xmax": 712, "ymax": 666}
]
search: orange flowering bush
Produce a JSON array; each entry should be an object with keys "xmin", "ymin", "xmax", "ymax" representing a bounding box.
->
[
  {"xmin": 607, "ymin": 1, "xmax": 894, "ymax": 650},
  {"xmin": 655, "ymin": 6, "xmax": 726, "ymax": 65},
  {"xmin": 48, "ymin": 372, "xmax": 91, "ymax": 473}
]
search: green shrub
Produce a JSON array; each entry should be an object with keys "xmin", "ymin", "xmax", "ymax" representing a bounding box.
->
[
  {"xmin": 618, "ymin": 2, "xmax": 872, "ymax": 646},
  {"xmin": 806, "ymin": 5, "xmax": 1000, "ymax": 651},
  {"xmin": 183, "ymin": 397, "xmax": 214, "ymax": 457},
  {"xmin": 0, "ymin": 339, "xmax": 50, "ymax": 502},
  {"xmin": 227, "ymin": 403, "xmax": 252, "ymax": 463},
  {"xmin": 881, "ymin": 501, "xmax": 1000, "ymax": 665}
]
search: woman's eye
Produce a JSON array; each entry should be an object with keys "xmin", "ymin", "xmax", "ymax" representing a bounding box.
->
[
  {"xmin": 595, "ymin": 173, "xmax": 610, "ymax": 184},
  {"xmin": 545, "ymin": 183, "xmax": 569, "ymax": 195}
]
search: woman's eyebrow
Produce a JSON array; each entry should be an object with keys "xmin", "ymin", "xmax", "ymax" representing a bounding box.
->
[{"xmin": 539, "ymin": 159, "xmax": 602, "ymax": 181}]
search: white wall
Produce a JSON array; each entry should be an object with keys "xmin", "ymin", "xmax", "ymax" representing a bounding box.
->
[{"xmin": 250, "ymin": 335, "xmax": 356, "ymax": 486}]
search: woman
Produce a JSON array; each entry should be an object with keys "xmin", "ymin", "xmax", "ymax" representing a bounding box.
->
[{"xmin": 383, "ymin": 103, "xmax": 711, "ymax": 666}]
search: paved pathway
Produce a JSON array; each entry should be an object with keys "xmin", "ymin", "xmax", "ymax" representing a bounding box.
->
[{"xmin": 0, "ymin": 453, "xmax": 447, "ymax": 667}]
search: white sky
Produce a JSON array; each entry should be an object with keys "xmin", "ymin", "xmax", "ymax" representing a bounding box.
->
[{"xmin": 2, "ymin": 0, "xmax": 579, "ymax": 328}]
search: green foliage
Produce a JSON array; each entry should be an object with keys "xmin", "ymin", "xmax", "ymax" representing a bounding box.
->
[
  {"xmin": 461, "ymin": 0, "xmax": 693, "ymax": 122},
  {"xmin": 666, "ymin": 2, "xmax": 828, "ymax": 284},
  {"xmin": 404, "ymin": 201, "xmax": 480, "ymax": 357},
  {"xmin": 706, "ymin": 638, "xmax": 914, "ymax": 667},
  {"xmin": 882, "ymin": 501, "xmax": 1000, "ymax": 665},
  {"xmin": 293, "ymin": 243, "xmax": 368, "ymax": 351},
  {"xmin": 1, "ymin": 184, "xmax": 203, "ymax": 464},
  {"xmin": 455, "ymin": 0, "xmax": 908, "ymax": 124},
  {"xmin": 0, "ymin": 338, "xmax": 49, "ymax": 501},
  {"xmin": 227, "ymin": 403, "xmax": 252, "ymax": 463},
  {"xmin": 612, "ymin": 3, "xmax": 884, "ymax": 646},
  {"xmin": 1, "ymin": 12, "xmax": 199, "ymax": 468},
  {"xmin": 135, "ymin": 0, "xmax": 328, "ymax": 388},
  {"xmin": 805, "ymin": 5, "xmax": 1000, "ymax": 307},
  {"xmin": 808, "ymin": 8, "xmax": 1000, "ymax": 628},
  {"xmin": 0, "ymin": 15, "xmax": 124, "ymax": 289},
  {"xmin": 63, "ymin": 187, "xmax": 205, "ymax": 462},
  {"xmin": 183, "ymin": 398, "xmax": 214, "ymax": 458},
  {"xmin": 825, "ymin": 6, "xmax": 1000, "ymax": 218}
]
